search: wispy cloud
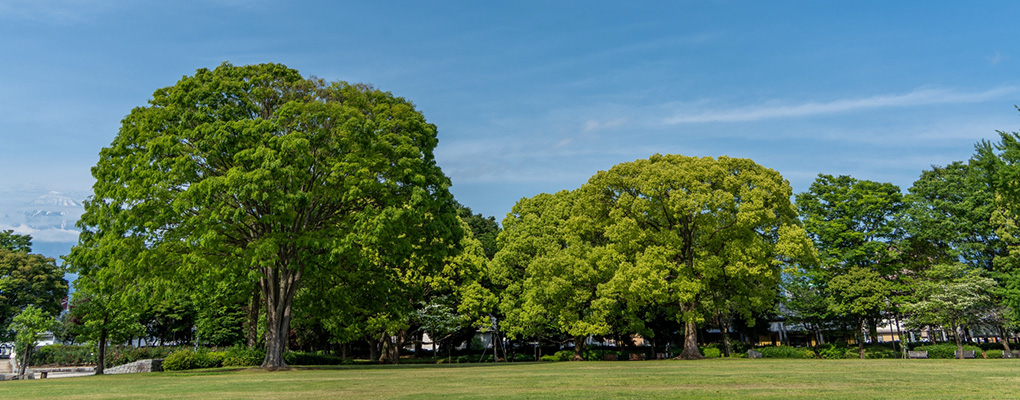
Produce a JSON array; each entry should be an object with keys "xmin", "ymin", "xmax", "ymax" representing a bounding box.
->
[
  {"xmin": 661, "ymin": 86, "xmax": 1020, "ymax": 124},
  {"xmin": 0, "ymin": 223, "xmax": 79, "ymax": 243},
  {"xmin": 987, "ymin": 52, "xmax": 1003, "ymax": 65},
  {"xmin": 0, "ymin": 0, "xmax": 118, "ymax": 23}
]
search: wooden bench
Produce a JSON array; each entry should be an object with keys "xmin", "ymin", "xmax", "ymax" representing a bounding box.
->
[{"xmin": 907, "ymin": 351, "xmax": 928, "ymax": 359}]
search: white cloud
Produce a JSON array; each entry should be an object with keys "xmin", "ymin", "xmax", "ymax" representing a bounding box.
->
[
  {"xmin": 0, "ymin": 0, "xmax": 118, "ymax": 23},
  {"xmin": 661, "ymin": 86, "xmax": 1019, "ymax": 124},
  {"xmin": 0, "ymin": 223, "xmax": 79, "ymax": 243}
]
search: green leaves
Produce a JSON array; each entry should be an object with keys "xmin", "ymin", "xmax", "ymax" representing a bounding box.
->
[
  {"xmin": 70, "ymin": 63, "xmax": 463, "ymax": 368},
  {"xmin": 0, "ymin": 249, "xmax": 67, "ymax": 341},
  {"xmin": 493, "ymin": 154, "xmax": 812, "ymax": 352}
]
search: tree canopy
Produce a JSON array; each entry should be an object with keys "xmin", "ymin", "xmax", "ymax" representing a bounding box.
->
[
  {"xmin": 0, "ymin": 248, "xmax": 67, "ymax": 341},
  {"xmin": 67, "ymin": 62, "xmax": 463, "ymax": 369}
]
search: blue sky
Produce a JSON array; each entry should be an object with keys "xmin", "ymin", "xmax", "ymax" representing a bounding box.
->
[{"xmin": 1, "ymin": 1, "xmax": 1018, "ymax": 259}]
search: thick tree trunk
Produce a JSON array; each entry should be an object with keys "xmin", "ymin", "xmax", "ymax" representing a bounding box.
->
[
  {"xmin": 378, "ymin": 333, "xmax": 391, "ymax": 363},
  {"xmin": 572, "ymin": 336, "xmax": 585, "ymax": 361},
  {"xmin": 95, "ymin": 326, "xmax": 108, "ymax": 375},
  {"xmin": 679, "ymin": 318, "xmax": 704, "ymax": 359},
  {"xmin": 260, "ymin": 264, "xmax": 300, "ymax": 369},
  {"xmin": 857, "ymin": 319, "xmax": 866, "ymax": 359},
  {"xmin": 719, "ymin": 316, "xmax": 732, "ymax": 357},
  {"xmin": 367, "ymin": 338, "xmax": 378, "ymax": 362},
  {"xmin": 999, "ymin": 325, "xmax": 1013, "ymax": 355},
  {"xmin": 246, "ymin": 284, "xmax": 261, "ymax": 348},
  {"xmin": 413, "ymin": 331, "xmax": 423, "ymax": 358}
]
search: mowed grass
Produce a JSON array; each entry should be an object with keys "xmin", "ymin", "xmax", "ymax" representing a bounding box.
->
[{"xmin": 3, "ymin": 358, "xmax": 1020, "ymax": 399}]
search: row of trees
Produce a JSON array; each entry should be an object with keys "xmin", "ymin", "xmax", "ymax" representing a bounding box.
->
[{"xmin": 13, "ymin": 63, "xmax": 1020, "ymax": 370}]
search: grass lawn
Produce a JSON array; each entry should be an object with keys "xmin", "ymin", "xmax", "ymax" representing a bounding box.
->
[{"xmin": 2, "ymin": 358, "xmax": 1020, "ymax": 399}]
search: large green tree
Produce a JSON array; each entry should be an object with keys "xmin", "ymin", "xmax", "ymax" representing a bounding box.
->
[
  {"xmin": 492, "ymin": 190, "xmax": 629, "ymax": 360},
  {"xmin": 68, "ymin": 63, "xmax": 462, "ymax": 368},
  {"xmin": 903, "ymin": 161, "xmax": 1001, "ymax": 269},
  {"xmin": 0, "ymin": 248, "xmax": 67, "ymax": 340},
  {"xmin": 795, "ymin": 174, "xmax": 903, "ymax": 347},
  {"xmin": 588, "ymin": 154, "xmax": 814, "ymax": 359}
]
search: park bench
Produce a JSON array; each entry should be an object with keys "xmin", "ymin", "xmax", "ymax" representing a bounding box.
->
[
  {"xmin": 603, "ymin": 354, "xmax": 618, "ymax": 361},
  {"xmin": 629, "ymin": 353, "xmax": 646, "ymax": 361},
  {"xmin": 955, "ymin": 350, "xmax": 976, "ymax": 359},
  {"xmin": 907, "ymin": 351, "xmax": 928, "ymax": 359}
]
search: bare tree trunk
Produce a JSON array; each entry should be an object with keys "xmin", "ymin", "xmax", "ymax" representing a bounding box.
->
[
  {"xmin": 572, "ymin": 336, "xmax": 585, "ymax": 361},
  {"xmin": 367, "ymin": 338, "xmax": 378, "ymax": 362},
  {"xmin": 18, "ymin": 346, "xmax": 31, "ymax": 377},
  {"xmin": 679, "ymin": 303, "xmax": 704, "ymax": 360},
  {"xmin": 857, "ymin": 319, "xmax": 866, "ymax": 359},
  {"xmin": 999, "ymin": 325, "xmax": 1013, "ymax": 355},
  {"xmin": 246, "ymin": 284, "xmax": 261, "ymax": 348},
  {"xmin": 378, "ymin": 333, "xmax": 391, "ymax": 363},
  {"xmin": 719, "ymin": 316, "xmax": 732, "ymax": 357},
  {"xmin": 413, "ymin": 331, "xmax": 423, "ymax": 358},
  {"xmin": 95, "ymin": 326, "xmax": 108, "ymax": 375},
  {"xmin": 260, "ymin": 264, "xmax": 300, "ymax": 369}
]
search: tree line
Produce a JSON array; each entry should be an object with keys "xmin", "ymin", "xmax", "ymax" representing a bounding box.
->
[{"xmin": 3, "ymin": 63, "xmax": 1020, "ymax": 370}]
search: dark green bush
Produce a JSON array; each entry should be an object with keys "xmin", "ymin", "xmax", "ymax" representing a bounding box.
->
[
  {"xmin": 456, "ymin": 355, "xmax": 473, "ymax": 363},
  {"xmin": 725, "ymin": 341, "xmax": 751, "ymax": 354},
  {"xmin": 758, "ymin": 346, "xmax": 815, "ymax": 359},
  {"xmin": 162, "ymin": 349, "xmax": 222, "ymax": 370},
  {"xmin": 284, "ymin": 351, "xmax": 344, "ymax": 366},
  {"xmin": 31, "ymin": 344, "xmax": 94, "ymax": 366},
  {"xmin": 553, "ymin": 350, "xmax": 575, "ymax": 361},
  {"xmin": 986, "ymin": 350, "xmax": 1004, "ymax": 359},
  {"xmin": 912, "ymin": 343, "xmax": 982, "ymax": 359},
  {"xmin": 513, "ymin": 354, "xmax": 536, "ymax": 362},
  {"xmin": 816, "ymin": 343, "xmax": 850, "ymax": 359},
  {"xmin": 861, "ymin": 344, "xmax": 896, "ymax": 359},
  {"xmin": 222, "ymin": 346, "xmax": 265, "ymax": 367}
]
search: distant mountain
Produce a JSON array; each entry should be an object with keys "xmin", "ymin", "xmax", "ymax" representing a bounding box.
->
[
  {"xmin": 0, "ymin": 189, "xmax": 86, "ymax": 258},
  {"xmin": 30, "ymin": 191, "xmax": 82, "ymax": 207}
]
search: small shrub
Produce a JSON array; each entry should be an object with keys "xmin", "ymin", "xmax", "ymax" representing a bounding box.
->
[
  {"xmin": 31, "ymin": 344, "xmax": 94, "ymax": 366},
  {"xmin": 162, "ymin": 349, "xmax": 222, "ymax": 370},
  {"xmin": 513, "ymin": 354, "xmax": 535, "ymax": 362},
  {"xmin": 163, "ymin": 349, "xmax": 198, "ymax": 371},
  {"xmin": 912, "ymin": 343, "xmax": 982, "ymax": 359},
  {"xmin": 539, "ymin": 355, "xmax": 559, "ymax": 362},
  {"xmin": 816, "ymin": 343, "xmax": 850, "ymax": 360},
  {"xmin": 862, "ymin": 345, "xmax": 895, "ymax": 359},
  {"xmin": 456, "ymin": 355, "xmax": 473, "ymax": 363},
  {"xmin": 758, "ymin": 346, "xmax": 814, "ymax": 359},
  {"xmin": 553, "ymin": 350, "xmax": 575, "ymax": 361},
  {"xmin": 222, "ymin": 346, "xmax": 264, "ymax": 367},
  {"xmin": 702, "ymin": 347, "xmax": 722, "ymax": 358},
  {"xmin": 729, "ymin": 341, "xmax": 751, "ymax": 354},
  {"xmin": 986, "ymin": 350, "xmax": 1004, "ymax": 359}
]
